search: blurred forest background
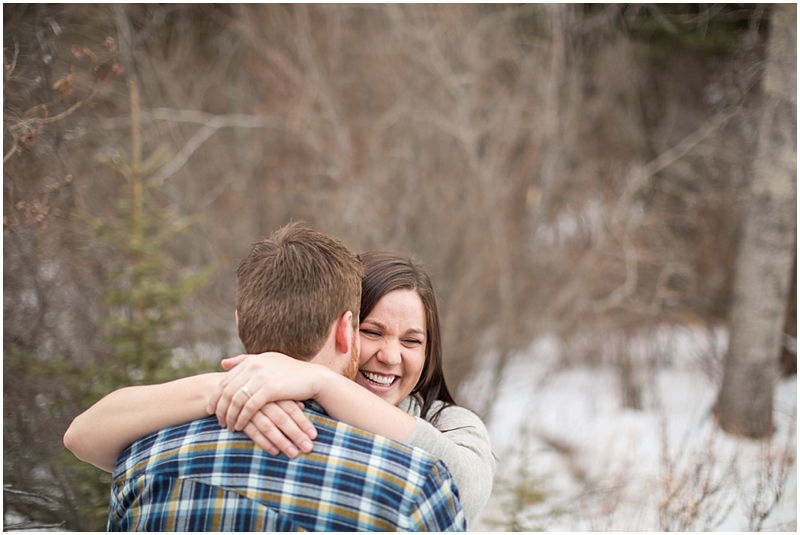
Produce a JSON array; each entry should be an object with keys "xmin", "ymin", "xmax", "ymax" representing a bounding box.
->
[{"xmin": 3, "ymin": 4, "xmax": 796, "ymax": 530}]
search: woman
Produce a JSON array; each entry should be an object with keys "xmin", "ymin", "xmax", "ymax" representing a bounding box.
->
[{"xmin": 64, "ymin": 252, "xmax": 495, "ymax": 527}]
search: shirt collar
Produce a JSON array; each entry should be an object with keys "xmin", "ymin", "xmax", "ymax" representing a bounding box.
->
[{"xmin": 304, "ymin": 399, "xmax": 328, "ymax": 416}]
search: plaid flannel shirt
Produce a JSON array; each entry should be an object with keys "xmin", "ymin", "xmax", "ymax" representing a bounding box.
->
[{"xmin": 108, "ymin": 402, "xmax": 465, "ymax": 531}]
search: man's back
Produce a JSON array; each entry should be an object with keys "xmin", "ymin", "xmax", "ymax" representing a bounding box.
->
[{"xmin": 108, "ymin": 402, "xmax": 465, "ymax": 531}]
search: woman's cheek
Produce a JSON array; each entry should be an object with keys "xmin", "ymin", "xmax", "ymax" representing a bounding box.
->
[
  {"xmin": 357, "ymin": 337, "xmax": 372, "ymax": 365},
  {"xmin": 410, "ymin": 348, "xmax": 426, "ymax": 384}
]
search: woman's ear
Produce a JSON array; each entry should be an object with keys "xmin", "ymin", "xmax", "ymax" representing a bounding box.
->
[{"xmin": 234, "ymin": 309, "xmax": 239, "ymax": 326}]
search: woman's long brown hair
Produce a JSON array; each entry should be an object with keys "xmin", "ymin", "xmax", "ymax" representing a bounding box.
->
[{"xmin": 358, "ymin": 251, "xmax": 456, "ymax": 422}]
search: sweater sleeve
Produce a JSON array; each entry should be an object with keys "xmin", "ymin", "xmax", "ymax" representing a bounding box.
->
[{"xmin": 405, "ymin": 403, "xmax": 496, "ymax": 530}]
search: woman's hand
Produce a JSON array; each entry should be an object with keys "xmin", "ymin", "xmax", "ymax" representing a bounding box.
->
[
  {"xmin": 241, "ymin": 400, "xmax": 317, "ymax": 458},
  {"xmin": 207, "ymin": 352, "xmax": 328, "ymax": 443}
]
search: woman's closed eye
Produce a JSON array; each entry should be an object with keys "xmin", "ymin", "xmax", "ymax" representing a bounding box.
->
[
  {"xmin": 402, "ymin": 338, "xmax": 423, "ymax": 347},
  {"xmin": 360, "ymin": 328, "xmax": 381, "ymax": 338}
]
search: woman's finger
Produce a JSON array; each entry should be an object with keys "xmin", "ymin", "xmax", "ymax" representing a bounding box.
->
[
  {"xmin": 220, "ymin": 355, "xmax": 246, "ymax": 371},
  {"xmin": 220, "ymin": 355, "xmax": 281, "ymax": 430},
  {"xmin": 251, "ymin": 401, "xmax": 317, "ymax": 453},
  {"xmin": 215, "ymin": 358, "xmax": 267, "ymax": 429},
  {"xmin": 275, "ymin": 399, "xmax": 317, "ymax": 441},
  {"xmin": 271, "ymin": 402, "xmax": 313, "ymax": 452},
  {"xmin": 211, "ymin": 367, "xmax": 243, "ymax": 426},
  {"xmin": 208, "ymin": 355, "xmax": 247, "ymax": 415},
  {"xmin": 225, "ymin": 381, "xmax": 259, "ymax": 431},
  {"xmin": 249, "ymin": 406, "xmax": 308, "ymax": 458},
  {"xmin": 242, "ymin": 421, "xmax": 280, "ymax": 456}
]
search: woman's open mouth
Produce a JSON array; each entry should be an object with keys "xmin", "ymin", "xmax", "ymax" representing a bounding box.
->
[{"xmin": 360, "ymin": 370, "xmax": 398, "ymax": 387}]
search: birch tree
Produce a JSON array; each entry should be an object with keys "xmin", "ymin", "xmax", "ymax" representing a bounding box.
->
[{"xmin": 716, "ymin": 4, "xmax": 797, "ymax": 438}]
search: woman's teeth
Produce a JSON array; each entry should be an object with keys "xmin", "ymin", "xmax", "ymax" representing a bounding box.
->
[{"xmin": 362, "ymin": 371, "xmax": 396, "ymax": 387}]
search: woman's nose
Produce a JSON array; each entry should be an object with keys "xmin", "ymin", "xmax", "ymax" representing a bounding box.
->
[{"xmin": 376, "ymin": 343, "xmax": 402, "ymax": 366}]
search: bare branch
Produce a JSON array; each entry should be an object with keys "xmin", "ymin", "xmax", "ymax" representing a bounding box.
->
[
  {"xmin": 5, "ymin": 521, "xmax": 66, "ymax": 531},
  {"xmin": 592, "ymin": 232, "xmax": 639, "ymax": 313},
  {"xmin": 3, "ymin": 38, "xmax": 20, "ymax": 81},
  {"xmin": 4, "ymin": 62, "xmax": 119, "ymax": 164},
  {"xmin": 146, "ymin": 110, "xmax": 282, "ymax": 184},
  {"xmin": 100, "ymin": 108, "xmax": 279, "ymax": 129},
  {"xmin": 641, "ymin": 109, "xmax": 739, "ymax": 179},
  {"xmin": 3, "ymin": 485, "xmax": 59, "ymax": 504},
  {"xmin": 3, "ymin": 138, "xmax": 19, "ymax": 163},
  {"xmin": 150, "ymin": 123, "xmax": 218, "ymax": 184},
  {"xmin": 97, "ymin": 108, "xmax": 285, "ymax": 184},
  {"xmin": 645, "ymin": 4, "xmax": 680, "ymax": 34}
]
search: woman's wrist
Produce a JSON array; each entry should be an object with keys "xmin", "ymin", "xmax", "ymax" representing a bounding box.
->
[
  {"xmin": 309, "ymin": 363, "xmax": 339, "ymax": 402},
  {"xmin": 309, "ymin": 368, "xmax": 416, "ymax": 442}
]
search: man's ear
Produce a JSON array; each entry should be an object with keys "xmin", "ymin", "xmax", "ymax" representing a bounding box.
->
[
  {"xmin": 235, "ymin": 309, "xmax": 239, "ymax": 326},
  {"xmin": 334, "ymin": 310, "xmax": 354, "ymax": 356}
]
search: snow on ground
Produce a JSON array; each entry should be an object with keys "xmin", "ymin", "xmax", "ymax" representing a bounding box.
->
[{"xmin": 467, "ymin": 329, "xmax": 797, "ymax": 532}]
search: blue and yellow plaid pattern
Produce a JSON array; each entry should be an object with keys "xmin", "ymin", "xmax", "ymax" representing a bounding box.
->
[{"xmin": 108, "ymin": 402, "xmax": 465, "ymax": 531}]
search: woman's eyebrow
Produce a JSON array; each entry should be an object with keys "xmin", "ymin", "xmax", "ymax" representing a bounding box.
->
[{"xmin": 361, "ymin": 319, "xmax": 386, "ymax": 329}]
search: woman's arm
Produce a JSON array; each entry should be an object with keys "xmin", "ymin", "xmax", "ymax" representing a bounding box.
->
[
  {"xmin": 402, "ymin": 402, "xmax": 496, "ymax": 529},
  {"xmin": 211, "ymin": 353, "xmax": 418, "ymax": 442},
  {"xmin": 63, "ymin": 373, "xmax": 224, "ymax": 472}
]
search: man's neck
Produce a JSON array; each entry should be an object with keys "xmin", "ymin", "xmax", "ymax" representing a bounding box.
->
[{"xmin": 308, "ymin": 346, "xmax": 345, "ymax": 375}]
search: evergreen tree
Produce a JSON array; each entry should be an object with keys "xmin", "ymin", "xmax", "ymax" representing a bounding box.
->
[
  {"xmin": 5, "ymin": 76, "xmax": 215, "ymax": 530},
  {"xmin": 84, "ymin": 76, "xmax": 214, "ymax": 389}
]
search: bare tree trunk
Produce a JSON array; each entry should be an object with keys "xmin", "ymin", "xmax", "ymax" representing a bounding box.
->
[{"xmin": 716, "ymin": 4, "xmax": 797, "ymax": 438}]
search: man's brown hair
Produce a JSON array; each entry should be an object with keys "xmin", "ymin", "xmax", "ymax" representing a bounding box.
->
[{"xmin": 235, "ymin": 222, "xmax": 363, "ymax": 359}]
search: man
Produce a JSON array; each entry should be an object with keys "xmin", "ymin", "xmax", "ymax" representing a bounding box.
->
[{"xmin": 106, "ymin": 223, "xmax": 465, "ymax": 531}]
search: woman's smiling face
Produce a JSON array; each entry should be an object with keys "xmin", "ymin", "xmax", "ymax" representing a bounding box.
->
[{"xmin": 354, "ymin": 289, "xmax": 427, "ymax": 406}]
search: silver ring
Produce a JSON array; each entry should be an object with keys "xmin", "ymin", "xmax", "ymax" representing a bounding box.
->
[{"xmin": 240, "ymin": 385, "xmax": 253, "ymax": 399}]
